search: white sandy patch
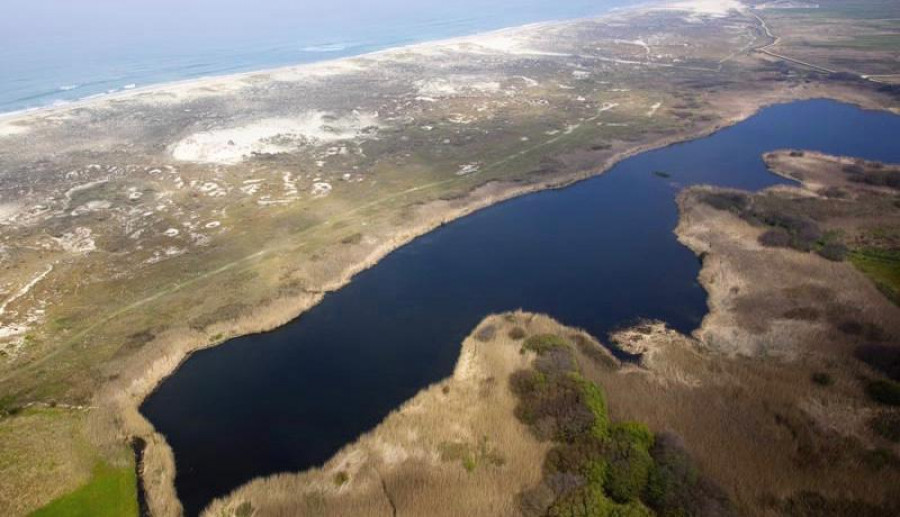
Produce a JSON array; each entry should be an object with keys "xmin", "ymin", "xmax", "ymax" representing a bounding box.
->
[
  {"xmin": 0, "ymin": 202, "xmax": 22, "ymax": 223},
  {"xmin": 456, "ymin": 163, "xmax": 482, "ymax": 176},
  {"xmin": 311, "ymin": 182, "xmax": 333, "ymax": 198},
  {"xmin": 647, "ymin": 102, "xmax": 663, "ymax": 117},
  {"xmin": 456, "ymin": 29, "xmax": 570, "ymax": 57},
  {"xmin": 656, "ymin": 0, "xmax": 745, "ymax": 17},
  {"xmin": 415, "ymin": 78, "xmax": 502, "ymax": 99},
  {"xmin": 171, "ymin": 111, "xmax": 381, "ymax": 165},
  {"xmin": 64, "ymin": 179, "xmax": 108, "ymax": 207},
  {"xmin": 599, "ymin": 102, "xmax": 619, "ymax": 112},
  {"xmin": 615, "ymin": 38, "xmax": 652, "ymax": 57},
  {"xmin": 0, "ymin": 119, "xmax": 29, "ymax": 138},
  {"xmin": 0, "ymin": 265, "xmax": 53, "ymax": 317},
  {"xmin": 53, "ymin": 227, "xmax": 96, "ymax": 254}
]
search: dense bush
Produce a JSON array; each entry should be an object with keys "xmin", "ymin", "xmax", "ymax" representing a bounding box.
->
[
  {"xmin": 779, "ymin": 491, "xmax": 899, "ymax": 517},
  {"xmin": 646, "ymin": 433, "xmax": 735, "ymax": 517},
  {"xmin": 702, "ymin": 190, "xmax": 841, "ymax": 256},
  {"xmin": 811, "ymin": 372, "xmax": 834, "ymax": 386},
  {"xmin": 513, "ymin": 333, "xmax": 732, "ymax": 516},
  {"xmin": 817, "ymin": 243, "xmax": 848, "ymax": 262},
  {"xmin": 524, "ymin": 334, "xmax": 571, "ymax": 355},
  {"xmin": 509, "ymin": 326, "xmax": 527, "ymax": 340},
  {"xmin": 866, "ymin": 380, "xmax": 900, "ymax": 406},
  {"xmin": 603, "ymin": 429, "xmax": 653, "ymax": 503},
  {"xmin": 475, "ymin": 324, "xmax": 497, "ymax": 342},
  {"xmin": 758, "ymin": 228, "xmax": 791, "ymax": 248},
  {"xmin": 570, "ymin": 334, "xmax": 619, "ymax": 370},
  {"xmin": 855, "ymin": 344, "xmax": 900, "ymax": 381},
  {"xmin": 850, "ymin": 169, "xmax": 900, "ymax": 190},
  {"xmin": 870, "ymin": 412, "xmax": 900, "ymax": 442},
  {"xmin": 820, "ymin": 186, "xmax": 848, "ymax": 199},
  {"xmin": 698, "ymin": 191, "xmax": 749, "ymax": 214}
]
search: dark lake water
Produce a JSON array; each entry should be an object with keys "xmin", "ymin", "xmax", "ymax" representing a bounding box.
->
[{"xmin": 141, "ymin": 99, "xmax": 900, "ymax": 515}]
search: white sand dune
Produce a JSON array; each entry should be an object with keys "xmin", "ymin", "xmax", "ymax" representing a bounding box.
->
[{"xmin": 171, "ymin": 111, "xmax": 381, "ymax": 165}]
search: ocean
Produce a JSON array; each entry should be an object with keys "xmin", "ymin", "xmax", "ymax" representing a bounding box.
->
[{"xmin": 0, "ymin": 0, "xmax": 636, "ymax": 115}]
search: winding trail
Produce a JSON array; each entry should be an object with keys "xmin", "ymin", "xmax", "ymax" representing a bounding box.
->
[{"xmin": 750, "ymin": 11, "xmax": 890, "ymax": 84}]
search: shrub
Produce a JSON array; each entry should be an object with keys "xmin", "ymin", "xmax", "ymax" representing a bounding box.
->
[
  {"xmin": 817, "ymin": 243, "xmax": 848, "ymax": 262},
  {"xmin": 235, "ymin": 501, "xmax": 255, "ymax": 517},
  {"xmin": 780, "ymin": 490, "xmax": 899, "ymax": 517},
  {"xmin": 475, "ymin": 324, "xmax": 496, "ymax": 342},
  {"xmin": 758, "ymin": 228, "xmax": 791, "ymax": 248},
  {"xmin": 820, "ymin": 186, "xmax": 848, "ymax": 199},
  {"xmin": 837, "ymin": 320, "xmax": 864, "ymax": 336},
  {"xmin": 523, "ymin": 334, "xmax": 571, "ymax": 355},
  {"xmin": 611, "ymin": 422, "xmax": 654, "ymax": 451},
  {"xmin": 340, "ymin": 232, "xmax": 363, "ymax": 245},
  {"xmin": 866, "ymin": 379, "xmax": 900, "ymax": 406},
  {"xmin": 535, "ymin": 347, "xmax": 579, "ymax": 376},
  {"xmin": 512, "ymin": 341, "xmax": 731, "ymax": 515},
  {"xmin": 842, "ymin": 164, "xmax": 865, "ymax": 175},
  {"xmin": 571, "ymin": 334, "xmax": 618, "ymax": 370},
  {"xmin": 855, "ymin": 344, "xmax": 900, "ymax": 381},
  {"xmin": 870, "ymin": 412, "xmax": 900, "ymax": 442},
  {"xmin": 333, "ymin": 471, "xmax": 349, "ymax": 486},
  {"xmin": 782, "ymin": 307, "xmax": 820, "ymax": 321},
  {"xmin": 603, "ymin": 437, "xmax": 653, "ymax": 503},
  {"xmin": 518, "ymin": 483, "xmax": 556, "ymax": 517},
  {"xmin": 811, "ymin": 372, "xmax": 834, "ymax": 386},
  {"xmin": 577, "ymin": 377, "xmax": 610, "ymax": 439},
  {"xmin": 862, "ymin": 447, "xmax": 900, "ymax": 471},
  {"xmin": 508, "ymin": 326, "xmax": 527, "ymax": 340},
  {"xmin": 699, "ymin": 191, "xmax": 749, "ymax": 214},
  {"xmin": 646, "ymin": 433, "xmax": 735, "ymax": 517}
]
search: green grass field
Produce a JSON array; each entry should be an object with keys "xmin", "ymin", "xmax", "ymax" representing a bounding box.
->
[
  {"xmin": 851, "ymin": 248, "xmax": 900, "ymax": 305},
  {"xmin": 29, "ymin": 462, "xmax": 138, "ymax": 517}
]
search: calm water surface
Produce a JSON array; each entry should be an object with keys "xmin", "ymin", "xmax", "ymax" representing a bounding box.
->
[{"xmin": 142, "ymin": 100, "xmax": 900, "ymax": 515}]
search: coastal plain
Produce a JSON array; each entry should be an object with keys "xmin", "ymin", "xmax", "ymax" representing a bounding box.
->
[{"xmin": 0, "ymin": 0, "xmax": 899, "ymax": 515}]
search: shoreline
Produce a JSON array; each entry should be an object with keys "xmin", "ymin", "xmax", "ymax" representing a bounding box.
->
[
  {"xmin": 0, "ymin": 19, "xmax": 564, "ymax": 125},
  {"xmin": 122, "ymin": 85, "xmax": 893, "ymax": 515},
  {"xmin": 0, "ymin": 0, "xmax": 748, "ymax": 126},
  {"xmin": 3, "ymin": 0, "xmax": 897, "ymax": 513}
]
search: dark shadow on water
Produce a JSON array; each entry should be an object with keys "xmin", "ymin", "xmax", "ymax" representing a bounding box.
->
[{"xmin": 141, "ymin": 99, "xmax": 900, "ymax": 516}]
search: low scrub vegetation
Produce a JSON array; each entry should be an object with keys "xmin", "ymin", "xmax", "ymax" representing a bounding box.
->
[
  {"xmin": 842, "ymin": 161, "xmax": 900, "ymax": 190},
  {"xmin": 855, "ymin": 344, "xmax": 900, "ymax": 381},
  {"xmin": 811, "ymin": 372, "xmax": 834, "ymax": 386},
  {"xmin": 778, "ymin": 490, "xmax": 899, "ymax": 517},
  {"xmin": 698, "ymin": 191, "xmax": 849, "ymax": 260},
  {"xmin": 869, "ymin": 412, "xmax": 900, "ymax": 442},
  {"xmin": 865, "ymin": 379, "xmax": 900, "ymax": 406},
  {"xmin": 512, "ymin": 334, "xmax": 732, "ymax": 517}
]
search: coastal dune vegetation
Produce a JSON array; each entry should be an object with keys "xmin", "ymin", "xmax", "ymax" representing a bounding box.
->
[{"xmin": 0, "ymin": 0, "xmax": 898, "ymax": 514}]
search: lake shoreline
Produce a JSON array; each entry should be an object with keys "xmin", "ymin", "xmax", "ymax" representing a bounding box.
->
[
  {"xmin": 3, "ymin": 1, "xmax": 899, "ymax": 513},
  {"xmin": 127, "ymin": 86, "xmax": 894, "ymax": 515}
]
